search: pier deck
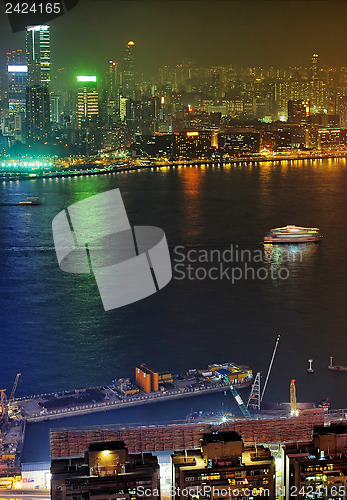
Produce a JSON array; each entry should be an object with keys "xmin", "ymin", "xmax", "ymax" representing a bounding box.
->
[{"xmin": 15, "ymin": 378, "xmax": 246, "ymax": 422}]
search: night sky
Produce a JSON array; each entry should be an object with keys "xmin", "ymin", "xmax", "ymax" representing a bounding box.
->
[{"xmin": 1, "ymin": 0, "xmax": 347, "ymax": 76}]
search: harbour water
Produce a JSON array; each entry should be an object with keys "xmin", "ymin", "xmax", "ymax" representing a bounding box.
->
[{"xmin": 1, "ymin": 159, "xmax": 347, "ymax": 460}]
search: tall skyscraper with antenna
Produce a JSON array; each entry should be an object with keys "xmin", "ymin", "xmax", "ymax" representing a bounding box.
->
[{"xmin": 122, "ymin": 41, "xmax": 135, "ymax": 97}]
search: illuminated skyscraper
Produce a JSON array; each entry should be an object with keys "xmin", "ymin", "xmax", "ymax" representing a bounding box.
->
[
  {"xmin": 122, "ymin": 41, "xmax": 135, "ymax": 96},
  {"xmin": 77, "ymin": 76, "xmax": 99, "ymax": 128},
  {"xmin": 6, "ymin": 49, "xmax": 25, "ymax": 65},
  {"xmin": 26, "ymin": 85, "xmax": 50, "ymax": 142},
  {"xmin": 7, "ymin": 63, "xmax": 28, "ymax": 138},
  {"xmin": 7, "ymin": 50, "xmax": 27, "ymax": 115},
  {"xmin": 108, "ymin": 60, "xmax": 118, "ymax": 101},
  {"xmin": 6, "ymin": 49, "xmax": 27, "ymax": 139},
  {"xmin": 25, "ymin": 25, "xmax": 51, "ymax": 143},
  {"xmin": 288, "ymin": 100, "xmax": 311, "ymax": 125},
  {"xmin": 311, "ymin": 53, "xmax": 319, "ymax": 81},
  {"xmin": 26, "ymin": 25, "xmax": 51, "ymax": 87},
  {"xmin": 106, "ymin": 60, "xmax": 119, "ymax": 117}
]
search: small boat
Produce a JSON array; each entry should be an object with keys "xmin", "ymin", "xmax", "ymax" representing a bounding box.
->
[
  {"xmin": 264, "ymin": 225, "xmax": 321, "ymax": 244},
  {"xmin": 19, "ymin": 197, "xmax": 41, "ymax": 206}
]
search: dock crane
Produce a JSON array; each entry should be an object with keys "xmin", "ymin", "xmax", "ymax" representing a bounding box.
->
[
  {"xmin": 220, "ymin": 374, "xmax": 251, "ymax": 418},
  {"xmin": 246, "ymin": 334, "xmax": 281, "ymax": 412},
  {"xmin": 290, "ymin": 379, "xmax": 298, "ymax": 416},
  {"xmin": 261, "ymin": 334, "xmax": 281, "ymax": 402},
  {"xmin": 10, "ymin": 373, "xmax": 21, "ymax": 401},
  {"xmin": 247, "ymin": 372, "xmax": 261, "ymax": 412}
]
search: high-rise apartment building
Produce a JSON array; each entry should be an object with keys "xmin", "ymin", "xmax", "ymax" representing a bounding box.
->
[
  {"xmin": 51, "ymin": 440, "xmax": 160, "ymax": 500},
  {"xmin": 282, "ymin": 425, "xmax": 347, "ymax": 500},
  {"xmin": 172, "ymin": 431, "xmax": 275, "ymax": 500}
]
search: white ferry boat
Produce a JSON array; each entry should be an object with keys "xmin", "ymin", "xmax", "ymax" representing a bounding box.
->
[{"xmin": 264, "ymin": 225, "xmax": 321, "ymax": 243}]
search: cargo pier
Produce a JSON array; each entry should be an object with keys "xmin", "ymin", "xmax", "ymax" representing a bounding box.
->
[
  {"xmin": 7, "ymin": 362, "xmax": 253, "ymax": 423},
  {"xmin": 0, "ymin": 362, "xmax": 251, "ymax": 473}
]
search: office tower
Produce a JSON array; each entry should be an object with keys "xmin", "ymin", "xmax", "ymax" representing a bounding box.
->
[
  {"xmin": 25, "ymin": 25, "xmax": 51, "ymax": 143},
  {"xmin": 119, "ymin": 96, "xmax": 128, "ymax": 122},
  {"xmin": 26, "ymin": 25, "xmax": 51, "ymax": 87},
  {"xmin": 26, "ymin": 85, "xmax": 50, "ymax": 142},
  {"xmin": 132, "ymin": 134, "xmax": 176, "ymax": 158},
  {"xmin": 108, "ymin": 60, "xmax": 118, "ymax": 101},
  {"xmin": 7, "ymin": 61, "xmax": 28, "ymax": 139},
  {"xmin": 122, "ymin": 41, "xmax": 135, "ymax": 97},
  {"xmin": 7, "ymin": 64, "xmax": 27, "ymax": 114},
  {"xmin": 172, "ymin": 431, "xmax": 275, "ymax": 500},
  {"xmin": 6, "ymin": 49, "xmax": 25, "ymax": 65},
  {"xmin": 76, "ymin": 76, "xmax": 99, "ymax": 128},
  {"xmin": 51, "ymin": 440, "xmax": 160, "ymax": 500},
  {"xmin": 287, "ymin": 100, "xmax": 311, "ymax": 125},
  {"xmin": 311, "ymin": 53, "xmax": 319, "ymax": 81},
  {"xmin": 218, "ymin": 130, "xmax": 261, "ymax": 155},
  {"xmin": 6, "ymin": 49, "xmax": 27, "ymax": 139},
  {"xmin": 106, "ymin": 60, "xmax": 119, "ymax": 120},
  {"xmin": 50, "ymin": 94, "xmax": 61, "ymax": 125},
  {"xmin": 211, "ymin": 67, "xmax": 224, "ymax": 99},
  {"xmin": 176, "ymin": 130, "xmax": 213, "ymax": 159},
  {"xmin": 318, "ymin": 128, "xmax": 343, "ymax": 149}
]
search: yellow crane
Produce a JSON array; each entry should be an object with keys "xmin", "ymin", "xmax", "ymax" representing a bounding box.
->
[{"xmin": 290, "ymin": 379, "xmax": 298, "ymax": 416}]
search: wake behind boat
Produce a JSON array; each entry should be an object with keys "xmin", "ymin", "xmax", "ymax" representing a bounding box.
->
[{"xmin": 264, "ymin": 225, "xmax": 321, "ymax": 243}]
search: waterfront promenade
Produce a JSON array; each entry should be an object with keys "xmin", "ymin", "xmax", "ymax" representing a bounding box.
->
[{"xmin": 1, "ymin": 151, "xmax": 347, "ymax": 182}]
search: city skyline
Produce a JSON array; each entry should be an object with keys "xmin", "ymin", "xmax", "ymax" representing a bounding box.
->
[
  {"xmin": 1, "ymin": 0, "xmax": 347, "ymax": 76},
  {"xmin": 2, "ymin": 1, "xmax": 347, "ymax": 160}
]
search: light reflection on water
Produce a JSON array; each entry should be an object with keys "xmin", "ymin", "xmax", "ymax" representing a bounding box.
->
[
  {"xmin": 1, "ymin": 158, "xmax": 347, "ymax": 461},
  {"xmin": 263, "ymin": 243, "xmax": 319, "ymax": 268}
]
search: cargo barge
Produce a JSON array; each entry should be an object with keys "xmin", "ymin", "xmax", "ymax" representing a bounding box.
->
[{"xmin": 9, "ymin": 362, "xmax": 252, "ymax": 423}]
